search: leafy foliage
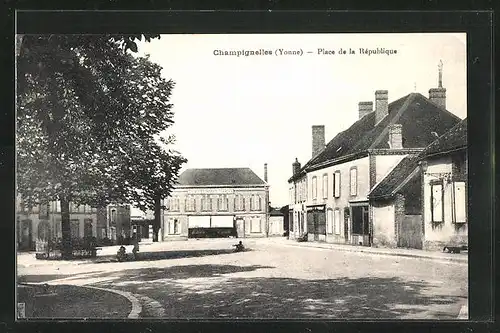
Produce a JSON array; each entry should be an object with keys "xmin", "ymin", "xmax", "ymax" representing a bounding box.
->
[{"xmin": 17, "ymin": 34, "xmax": 186, "ymax": 254}]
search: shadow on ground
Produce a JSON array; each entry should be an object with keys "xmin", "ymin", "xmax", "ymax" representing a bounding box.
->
[
  {"xmin": 17, "ymin": 284, "xmax": 130, "ymax": 319},
  {"xmin": 92, "ymin": 264, "xmax": 274, "ymax": 281},
  {"xmin": 92, "ymin": 264, "xmax": 466, "ymax": 319},
  {"xmin": 92, "ymin": 248, "xmax": 248, "ymax": 263}
]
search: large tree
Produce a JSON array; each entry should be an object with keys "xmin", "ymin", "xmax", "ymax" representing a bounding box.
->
[{"xmin": 16, "ymin": 34, "xmax": 186, "ymax": 257}]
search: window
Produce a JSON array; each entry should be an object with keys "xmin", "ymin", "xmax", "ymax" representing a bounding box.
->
[
  {"xmin": 110, "ymin": 209, "xmax": 117, "ymax": 225},
  {"xmin": 350, "ymin": 167, "xmax": 358, "ymax": 196},
  {"xmin": 322, "ymin": 174, "xmax": 328, "ymax": 199},
  {"xmin": 39, "ymin": 202, "xmax": 49, "ymax": 219},
  {"xmin": 201, "ymin": 195, "xmax": 211, "ymax": 211},
  {"xmin": 171, "ymin": 197, "xmax": 180, "ymax": 211},
  {"xmin": 235, "ymin": 194, "xmax": 246, "ymax": 211},
  {"xmin": 70, "ymin": 219, "xmax": 80, "ymax": 238},
  {"xmin": 37, "ymin": 221, "xmax": 51, "ymax": 241},
  {"xmin": 55, "ymin": 201, "xmax": 61, "ymax": 213},
  {"xmin": 169, "ymin": 219, "xmax": 180, "ymax": 235},
  {"xmin": 430, "ymin": 181, "xmax": 444, "ymax": 223},
  {"xmin": 84, "ymin": 219, "xmax": 93, "ymax": 237},
  {"xmin": 185, "ymin": 196, "xmax": 196, "ymax": 212},
  {"xmin": 251, "ymin": 217, "xmax": 261, "ymax": 233},
  {"xmin": 55, "ymin": 218, "xmax": 62, "ymax": 238},
  {"xmin": 251, "ymin": 195, "xmax": 262, "ymax": 211},
  {"xmin": 327, "ymin": 209, "xmax": 333, "ymax": 234},
  {"xmin": 452, "ymin": 182, "xmax": 467, "ymax": 223},
  {"xmin": 334, "ymin": 209, "xmax": 341, "ymax": 235},
  {"xmin": 312, "ymin": 176, "xmax": 318, "ymax": 199},
  {"xmin": 217, "ymin": 195, "xmax": 228, "ymax": 211},
  {"xmin": 333, "ymin": 171, "xmax": 341, "ymax": 198}
]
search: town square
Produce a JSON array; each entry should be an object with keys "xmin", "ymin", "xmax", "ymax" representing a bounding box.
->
[{"xmin": 16, "ymin": 32, "xmax": 469, "ymax": 320}]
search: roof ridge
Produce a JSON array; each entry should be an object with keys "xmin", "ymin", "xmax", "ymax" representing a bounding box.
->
[
  {"xmin": 368, "ymin": 155, "xmax": 410, "ymax": 195},
  {"xmin": 416, "ymin": 92, "xmax": 463, "ymax": 122},
  {"xmin": 369, "ymin": 93, "xmax": 417, "ymax": 149},
  {"xmin": 418, "ymin": 117, "xmax": 467, "ymax": 159}
]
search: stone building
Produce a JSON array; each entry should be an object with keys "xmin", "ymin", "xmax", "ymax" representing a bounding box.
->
[
  {"xmin": 288, "ymin": 64, "xmax": 462, "ymax": 248},
  {"xmin": 163, "ymin": 166, "xmax": 270, "ymax": 240}
]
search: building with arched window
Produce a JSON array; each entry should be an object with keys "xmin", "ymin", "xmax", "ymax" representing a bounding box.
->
[{"xmin": 163, "ymin": 167, "xmax": 269, "ymax": 239}]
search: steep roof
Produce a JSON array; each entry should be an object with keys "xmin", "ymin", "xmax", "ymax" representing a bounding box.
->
[
  {"xmin": 368, "ymin": 155, "xmax": 420, "ymax": 200},
  {"xmin": 270, "ymin": 208, "xmax": 284, "ymax": 216},
  {"xmin": 176, "ymin": 168, "xmax": 266, "ymax": 187},
  {"xmin": 420, "ymin": 118, "xmax": 467, "ymax": 159},
  {"xmin": 290, "ymin": 92, "xmax": 461, "ymax": 181}
]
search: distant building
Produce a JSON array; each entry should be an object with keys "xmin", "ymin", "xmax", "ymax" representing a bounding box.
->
[
  {"xmin": 16, "ymin": 198, "xmax": 98, "ymax": 251},
  {"xmin": 288, "ymin": 65, "xmax": 462, "ymax": 249},
  {"xmin": 17, "ymin": 197, "xmax": 131, "ymax": 251},
  {"xmin": 163, "ymin": 166, "xmax": 269, "ymax": 240},
  {"xmin": 268, "ymin": 208, "xmax": 285, "ymax": 236}
]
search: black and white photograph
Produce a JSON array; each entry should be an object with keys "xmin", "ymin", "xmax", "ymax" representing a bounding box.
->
[{"xmin": 15, "ymin": 32, "xmax": 471, "ymax": 320}]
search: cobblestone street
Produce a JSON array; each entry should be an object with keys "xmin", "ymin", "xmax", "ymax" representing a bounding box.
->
[{"xmin": 17, "ymin": 238, "xmax": 468, "ymax": 319}]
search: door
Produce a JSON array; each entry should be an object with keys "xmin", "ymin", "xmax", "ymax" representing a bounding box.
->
[
  {"xmin": 313, "ymin": 215, "xmax": 319, "ymax": 241},
  {"xmin": 235, "ymin": 218, "xmax": 245, "ymax": 238},
  {"xmin": 351, "ymin": 205, "xmax": 370, "ymax": 246},
  {"xmin": 20, "ymin": 219, "xmax": 32, "ymax": 250},
  {"xmin": 84, "ymin": 219, "xmax": 93, "ymax": 237}
]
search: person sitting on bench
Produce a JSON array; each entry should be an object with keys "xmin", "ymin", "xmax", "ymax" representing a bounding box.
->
[{"xmin": 233, "ymin": 241, "xmax": 245, "ymax": 252}]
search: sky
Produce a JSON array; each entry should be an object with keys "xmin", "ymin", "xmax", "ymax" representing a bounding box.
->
[{"xmin": 137, "ymin": 33, "xmax": 467, "ymax": 207}]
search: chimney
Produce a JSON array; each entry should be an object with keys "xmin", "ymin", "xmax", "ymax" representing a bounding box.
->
[
  {"xmin": 264, "ymin": 163, "xmax": 268, "ymax": 182},
  {"xmin": 358, "ymin": 101, "xmax": 373, "ymax": 119},
  {"xmin": 388, "ymin": 124, "xmax": 403, "ymax": 149},
  {"xmin": 429, "ymin": 60, "xmax": 446, "ymax": 109},
  {"xmin": 292, "ymin": 158, "xmax": 301, "ymax": 176},
  {"xmin": 312, "ymin": 125, "xmax": 325, "ymax": 158},
  {"xmin": 375, "ymin": 90, "xmax": 389, "ymax": 125}
]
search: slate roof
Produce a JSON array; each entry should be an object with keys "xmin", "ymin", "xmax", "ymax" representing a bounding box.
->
[
  {"xmin": 270, "ymin": 208, "xmax": 284, "ymax": 216},
  {"xmin": 289, "ymin": 92, "xmax": 461, "ymax": 181},
  {"xmin": 368, "ymin": 155, "xmax": 420, "ymax": 200},
  {"xmin": 420, "ymin": 118, "xmax": 467, "ymax": 159},
  {"xmin": 176, "ymin": 168, "xmax": 266, "ymax": 186}
]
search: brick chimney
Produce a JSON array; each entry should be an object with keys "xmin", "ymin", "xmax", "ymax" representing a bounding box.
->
[
  {"xmin": 292, "ymin": 158, "xmax": 301, "ymax": 176},
  {"xmin": 358, "ymin": 101, "xmax": 373, "ymax": 119},
  {"xmin": 264, "ymin": 163, "xmax": 268, "ymax": 182},
  {"xmin": 429, "ymin": 60, "xmax": 446, "ymax": 109},
  {"xmin": 375, "ymin": 90, "xmax": 389, "ymax": 125},
  {"xmin": 312, "ymin": 125, "xmax": 325, "ymax": 158},
  {"xmin": 388, "ymin": 124, "xmax": 403, "ymax": 149}
]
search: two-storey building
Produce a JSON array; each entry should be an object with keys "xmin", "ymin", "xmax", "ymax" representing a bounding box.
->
[
  {"xmin": 288, "ymin": 70, "xmax": 462, "ymax": 248},
  {"xmin": 17, "ymin": 196, "xmax": 131, "ymax": 251},
  {"xmin": 419, "ymin": 118, "xmax": 467, "ymax": 250},
  {"xmin": 163, "ymin": 166, "xmax": 270, "ymax": 240},
  {"xmin": 16, "ymin": 197, "xmax": 98, "ymax": 251}
]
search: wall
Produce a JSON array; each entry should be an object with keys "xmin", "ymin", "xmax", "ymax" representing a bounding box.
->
[
  {"xmin": 375, "ymin": 155, "xmax": 407, "ymax": 184},
  {"xmin": 289, "ymin": 175, "xmax": 307, "ymax": 240},
  {"xmin": 371, "ymin": 200, "xmax": 396, "ymax": 248},
  {"xmin": 422, "ymin": 156, "xmax": 468, "ymax": 250},
  {"xmin": 269, "ymin": 216, "xmax": 284, "ymax": 236},
  {"xmin": 306, "ymin": 156, "xmax": 370, "ymax": 244}
]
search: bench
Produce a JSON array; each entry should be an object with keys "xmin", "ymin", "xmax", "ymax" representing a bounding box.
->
[{"xmin": 443, "ymin": 245, "xmax": 468, "ymax": 253}]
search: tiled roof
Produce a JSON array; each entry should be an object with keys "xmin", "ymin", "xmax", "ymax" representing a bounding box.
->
[
  {"xmin": 290, "ymin": 92, "xmax": 461, "ymax": 181},
  {"xmin": 420, "ymin": 118, "xmax": 467, "ymax": 159},
  {"xmin": 176, "ymin": 168, "xmax": 266, "ymax": 186},
  {"xmin": 270, "ymin": 208, "xmax": 284, "ymax": 216},
  {"xmin": 368, "ymin": 154, "xmax": 421, "ymax": 200}
]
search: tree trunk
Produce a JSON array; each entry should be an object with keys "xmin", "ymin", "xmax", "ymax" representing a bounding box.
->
[
  {"xmin": 60, "ymin": 196, "xmax": 72, "ymax": 259},
  {"xmin": 153, "ymin": 193, "xmax": 161, "ymax": 242}
]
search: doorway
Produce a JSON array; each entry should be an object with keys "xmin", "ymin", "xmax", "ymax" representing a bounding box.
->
[{"xmin": 351, "ymin": 205, "xmax": 370, "ymax": 246}]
